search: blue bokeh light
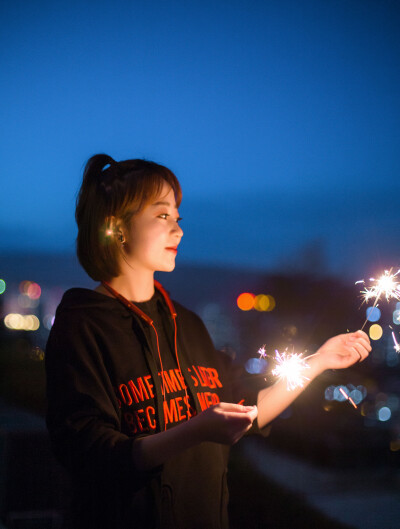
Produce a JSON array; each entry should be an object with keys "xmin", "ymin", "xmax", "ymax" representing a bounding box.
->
[{"xmin": 366, "ymin": 306, "xmax": 381, "ymax": 322}]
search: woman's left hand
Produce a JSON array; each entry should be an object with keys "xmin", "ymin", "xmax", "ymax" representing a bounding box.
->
[{"xmin": 314, "ymin": 330, "xmax": 371, "ymax": 373}]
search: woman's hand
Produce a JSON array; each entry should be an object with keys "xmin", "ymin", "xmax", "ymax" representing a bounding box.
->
[
  {"xmin": 313, "ymin": 330, "xmax": 371, "ymax": 374},
  {"xmin": 193, "ymin": 402, "xmax": 258, "ymax": 445}
]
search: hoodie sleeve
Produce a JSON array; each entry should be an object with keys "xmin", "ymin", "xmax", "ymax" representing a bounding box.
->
[{"xmin": 45, "ymin": 309, "xmax": 159, "ymax": 487}]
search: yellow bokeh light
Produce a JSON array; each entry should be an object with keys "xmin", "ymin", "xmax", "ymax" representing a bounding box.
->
[
  {"xmin": 237, "ymin": 292, "xmax": 255, "ymax": 311},
  {"xmin": 254, "ymin": 294, "xmax": 270, "ymax": 311},
  {"xmin": 369, "ymin": 324, "xmax": 383, "ymax": 341},
  {"xmin": 266, "ymin": 295, "xmax": 276, "ymax": 311},
  {"xmin": 4, "ymin": 313, "xmax": 40, "ymax": 331}
]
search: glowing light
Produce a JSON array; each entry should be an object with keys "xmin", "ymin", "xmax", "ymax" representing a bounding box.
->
[
  {"xmin": 324, "ymin": 385, "xmax": 335, "ymax": 401},
  {"xmin": 0, "ymin": 279, "xmax": 6, "ymax": 294},
  {"xmin": 358, "ymin": 269, "xmax": 400, "ymax": 330},
  {"xmin": 339, "ymin": 387, "xmax": 358, "ymax": 409},
  {"xmin": 358, "ymin": 269, "xmax": 400, "ymax": 303},
  {"xmin": 378, "ymin": 406, "xmax": 391, "ymax": 422},
  {"xmin": 258, "ymin": 345, "xmax": 267, "ymax": 358},
  {"xmin": 19, "ymin": 280, "xmax": 32, "ymax": 294},
  {"xmin": 393, "ymin": 310, "xmax": 400, "ymax": 325},
  {"xmin": 254, "ymin": 294, "xmax": 270, "ymax": 311},
  {"xmin": 272, "ymin": 350, "xmax": 310, "ymax": 391},
  {"xmin": 237, "ymin": 292, "xmax": 255, "ymax": 311},
  {"xmin": 4, "ymin": 313, "xmax": 40, "ymax": 331},
  {"xmin": 392, "ymin": 332, "xmax": 400, "ymax": 353},
  {"xmin": 369, "ymin": 324, "xmax": 383, "ymax": 341},
  {"xmin": 245, "ymin": 357, "xmax": 268, "ymax": 374},
  {"xmin": 27, "ymin": 282, "xmax": 41, "ymax": 299},
  {"xmin": 366, "ymin": 306, "xmax": 381, "ymax": 322},
  {"xmin": 266, "ymin": 295, "xmax": 276, "ymax": 311},
  {"xmin": 43, "ymin": 314, "xmax": 55, "ymax": 330},
  {"xmin": 349, "ymin": 389, "xmax": 363, "ymax": 405}
]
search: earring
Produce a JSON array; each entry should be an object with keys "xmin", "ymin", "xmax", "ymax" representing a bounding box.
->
[{"xmin": 118, "ymin": 232, "xmax": 125, "ymax": 244}]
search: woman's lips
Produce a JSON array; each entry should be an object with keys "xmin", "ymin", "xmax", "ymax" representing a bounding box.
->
[{"xmin": 166, "ymin": 247, "xmax": 178, "ymax": 254}]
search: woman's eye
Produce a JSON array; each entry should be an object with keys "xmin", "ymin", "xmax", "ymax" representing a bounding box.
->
[{"xmin": 158, "ymin": 213, "xmax": 169, "ymax": 220}]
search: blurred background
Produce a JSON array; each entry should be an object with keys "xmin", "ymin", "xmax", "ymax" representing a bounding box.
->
[{"xmin": 1, "ymin": 1, "xmax": 399, "ymax": 527}]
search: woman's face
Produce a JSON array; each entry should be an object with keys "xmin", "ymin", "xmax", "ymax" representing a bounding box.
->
[{"xmin": 121, "ymin": 181, "xmax": 183, "ymax": 274}]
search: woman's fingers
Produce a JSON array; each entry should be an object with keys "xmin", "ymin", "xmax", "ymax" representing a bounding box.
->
[
  {"xmin": 197, "ymin": 402, "xmax": 258, "ymax": 445},
  {"xmin": 346, "ymin": 331, "xmax": 371, "ymax": 362}
]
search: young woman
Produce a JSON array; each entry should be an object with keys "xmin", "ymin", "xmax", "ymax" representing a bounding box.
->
[{"xmin": 45, "ymin": 154, "xmax": 371, "ymax": 529}]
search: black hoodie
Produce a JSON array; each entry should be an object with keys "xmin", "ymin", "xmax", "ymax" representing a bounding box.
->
[{"xmin": 45, "ymin": 287, "xmax": 258, "ymax": 529}]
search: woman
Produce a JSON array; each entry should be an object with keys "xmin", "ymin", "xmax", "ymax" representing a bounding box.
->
[{"xmin": 45, "ymin": 154, "xmax": 371, "ymax": 529}]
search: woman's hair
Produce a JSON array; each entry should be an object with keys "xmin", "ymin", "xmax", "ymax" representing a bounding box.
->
[{"xmin": 75, "ymin": 154, "xmax": 182, "ymax": 281}]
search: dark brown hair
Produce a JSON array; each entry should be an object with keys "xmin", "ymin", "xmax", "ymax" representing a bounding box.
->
[{"xmin": 75, "ymin": 154, "xmax": 182, "ymax": 281}]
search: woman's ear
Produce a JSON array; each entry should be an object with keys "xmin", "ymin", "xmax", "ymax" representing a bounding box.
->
[
  {"xmin": 104, "ymin": 216, "xmax": 126, "ymax": 243},
  {"xmin": 105, "ymin": 216, "xmax": 117, "ymax": 237}
]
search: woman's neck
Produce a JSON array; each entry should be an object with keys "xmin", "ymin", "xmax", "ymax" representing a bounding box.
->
[{"xmin": 100, "ymin": 270, "xmax": 155, "ymax": 302}]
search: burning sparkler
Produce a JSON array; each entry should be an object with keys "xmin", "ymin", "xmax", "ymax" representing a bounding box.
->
[
  {"xmin": 357, "ymin": 268, "xmax": 400, "ymax": 330},
  {"xmin": 271, "ymin": 349, "xmax": 311, "ymax": 391}
]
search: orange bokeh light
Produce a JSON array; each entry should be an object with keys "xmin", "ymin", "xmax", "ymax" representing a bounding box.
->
[{"xmin": 237, "ymin": 292, "xmax": 255, "ymax": 311}]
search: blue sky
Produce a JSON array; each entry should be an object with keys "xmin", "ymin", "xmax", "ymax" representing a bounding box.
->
[{"xmin": 1, "ymin": 0, "xmax": 399, "ymax": 277}]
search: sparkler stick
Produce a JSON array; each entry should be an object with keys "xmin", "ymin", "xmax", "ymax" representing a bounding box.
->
[{"xmin": 338, "ymin": 387, "xmax": 358, "ymax": 409}]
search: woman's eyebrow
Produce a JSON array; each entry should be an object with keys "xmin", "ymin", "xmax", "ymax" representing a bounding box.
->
[{"xmin": 151, "ymin": 200, "xmax": 177, "ymax": 208}]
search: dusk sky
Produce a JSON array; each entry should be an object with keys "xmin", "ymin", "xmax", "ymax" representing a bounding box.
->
[{"xmin": 1, "ymin": 0, "xmax": 399, "ymax": 278}]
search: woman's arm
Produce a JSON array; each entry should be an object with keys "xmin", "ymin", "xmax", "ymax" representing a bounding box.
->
[{"xmin": 256, "ymin": 330, "xmax": 371, "ymax": 429}]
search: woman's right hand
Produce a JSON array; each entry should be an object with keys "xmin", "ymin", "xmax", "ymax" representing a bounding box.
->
[{"xmin": 193, "ymin": 402, "xmax": 258, "ymax": 445}]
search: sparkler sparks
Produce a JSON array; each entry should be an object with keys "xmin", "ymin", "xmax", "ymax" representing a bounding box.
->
[
  {"xmin": 339, "ymin": 387, "xmax": 358, "ymax": 409},
  {"xmin": 271, "ymin": 350, "xmax": 310, "ymax": 391},
  {"xmin": 357, "ymin": 269, "xmax": 400, "ymax": 330},
  {"xmin": 358, "ymin": 269, "xmax": 400, "ymax": 304},
  {"xmin": 258, "ymin": 345, "xmax": 267, "ymax": 359}
]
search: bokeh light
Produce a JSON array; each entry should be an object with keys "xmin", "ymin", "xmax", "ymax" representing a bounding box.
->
[
  {"xmin": 254, "ymin": 294, "xmax": 270, "ymax": 311},
  {"xmin": 237, "ymin": 292, "xmax": 255, "ymax": 311},
  {"xmin": 27, "ymin": 282, "xmax": 41, "ymax": 299},
  {"xmin": 43, "ymin": 314, "xmax": 55, "ymax": 330},
  {"xmin": 266, "ymin": 295, "xmax": 276, "ymax": 311},
  {"xmin": 245, "ymin": 357, "xmax": 268, "ymax": 374},
  {"xmin": 4, "ymin": 313, "xmax": 40, "ymax": 331},
  {"xmin": 325, "ymin": 384, "xmax": 366, "ymax": 405},
  {"xmin": 369, "ymin": 324, "xmax": 383, "ymax": 340},
  {"xmin": 393, "ymin": 310, "xmax": 400, "ymax": 325},
  {"xmin": 366, "ymin": 306, "xmax": 381, "ymax": 322},
  {"xmin": 377, "ymin": 406, "xmax": 391, "ymax": 422},
  {"xmin": 0, "ymin": 279, "xmax": 6, "ymax": 295}
]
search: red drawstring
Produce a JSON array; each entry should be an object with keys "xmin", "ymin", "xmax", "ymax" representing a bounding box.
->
[{"xmin": 101, "ymin": 280, "xmax": 191, "ymax": 430}]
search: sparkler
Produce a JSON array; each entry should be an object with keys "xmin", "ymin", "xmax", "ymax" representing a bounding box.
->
[
  {"xmin": 338, "ymin": 387, "xmax": 358, "ymax": 409},
  {"xmin": 257, "ymin": 346, "xmax": 310, "ymax": 390},
  {"xmin": 271, "ymin": 350, "xmax": 311, "ymax": 391},
  {"xmin": 357, "ymin": 268, "xmax": 400, "ymax": 330}
]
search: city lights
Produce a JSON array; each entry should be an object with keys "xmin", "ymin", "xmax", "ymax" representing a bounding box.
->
[
  {"xmin": 237, "ymin": 292, "xmax": 275, "ymax": 312},
  {"xmin": 4, "ymin": 313, "xmax": 40, "ymax": 331}
]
